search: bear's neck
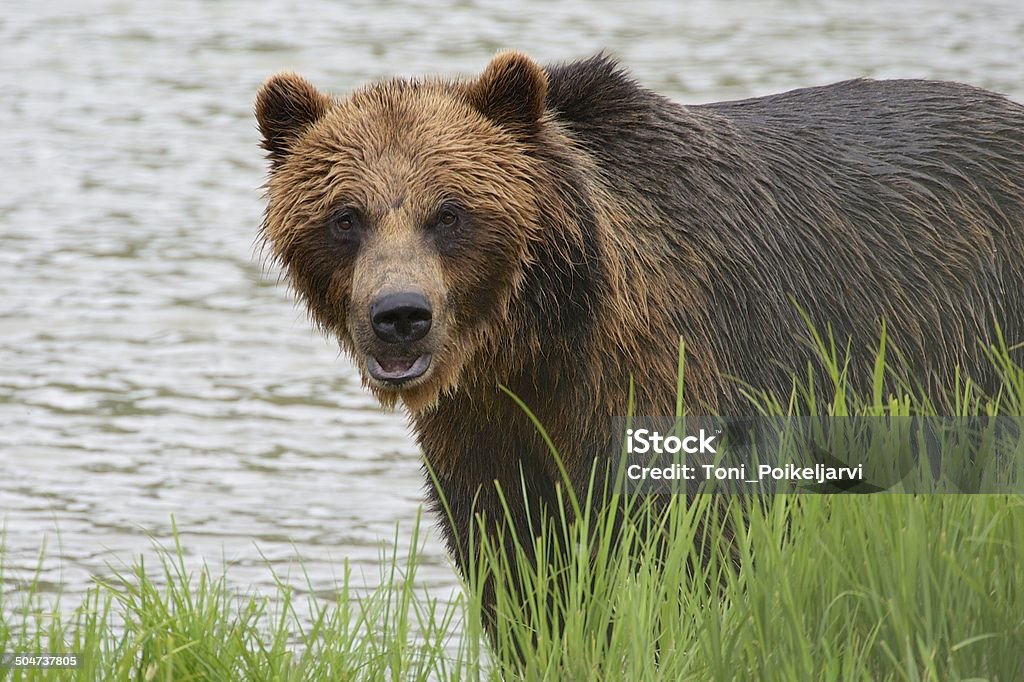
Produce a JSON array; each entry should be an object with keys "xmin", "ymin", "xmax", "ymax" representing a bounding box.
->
[{"xmin": 410, "ymin": 351, "xmax": 611, "ymax": 493}]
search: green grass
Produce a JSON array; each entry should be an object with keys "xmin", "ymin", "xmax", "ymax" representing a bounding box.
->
[
  {"xmin": 1, "ymin": 517, "xmax": 473, "ymax": 681},
  {"xmin": 3, "ymin": 340, "xmax": 1024, "ymax": 680}
]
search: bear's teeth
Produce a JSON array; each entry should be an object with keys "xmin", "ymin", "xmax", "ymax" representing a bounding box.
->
[{"xmin": 378, "ymin": 357, "xmax": 417, "ymax": 373}]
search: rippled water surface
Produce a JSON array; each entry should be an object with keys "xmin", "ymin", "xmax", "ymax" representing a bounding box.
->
[{"xmin": 2, "ymin": 0, "xmax": 1023, "ymax": 607}]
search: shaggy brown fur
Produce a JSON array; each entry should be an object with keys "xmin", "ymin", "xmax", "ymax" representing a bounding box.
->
[{"xmin": 256, "ymin": 51, "xmax": 1024, "ymax": 628}]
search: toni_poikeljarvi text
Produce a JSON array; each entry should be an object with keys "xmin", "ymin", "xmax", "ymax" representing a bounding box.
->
[{"xmin": 626, "ymin": 460, "xmax": 865, "ymax": 486}]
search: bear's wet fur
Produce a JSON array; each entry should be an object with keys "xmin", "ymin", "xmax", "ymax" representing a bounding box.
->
[{"xmin": 257, "ymin": 52, "xmax": 1024, "ymax": 633}]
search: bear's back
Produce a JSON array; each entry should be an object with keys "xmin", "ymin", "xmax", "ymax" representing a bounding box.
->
[{"xmin": 543, "ymin": 55, "xmax": 1024, "ymax": 403}]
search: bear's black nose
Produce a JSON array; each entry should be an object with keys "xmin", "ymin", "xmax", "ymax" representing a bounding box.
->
[{"xmin": 371, "ymin": 292, "xmax": 433, "ymax": 344}]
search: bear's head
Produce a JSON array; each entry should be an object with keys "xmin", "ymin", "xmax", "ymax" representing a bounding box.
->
[{"xmin": 256, "ymin": 52, "xmax": 550, "ymax": 411}]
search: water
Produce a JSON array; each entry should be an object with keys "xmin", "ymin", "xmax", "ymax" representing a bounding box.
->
[{"xmin": 2, "ymin": 0, "xmax": 1023, "ymax": 609}]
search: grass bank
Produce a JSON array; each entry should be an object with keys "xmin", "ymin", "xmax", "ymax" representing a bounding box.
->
[
  {"xmin": 3, "ymin": 342, "xmax": 1023, "ymax": 680},
  {"xmin": 3, "ymin": 495, "xmax": 1023, "ymax": 680}
]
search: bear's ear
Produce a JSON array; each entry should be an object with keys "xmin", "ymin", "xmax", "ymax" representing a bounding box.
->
[
  {"xmin": 468, "ymin": 51, "xmax": 548, "ymax": 136},
  {"xmin": 255, "ymin": 72, "xmax": 333, "ymax": 166}
]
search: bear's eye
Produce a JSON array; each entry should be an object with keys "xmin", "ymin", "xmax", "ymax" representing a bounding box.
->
[
  {"xmin": 330, "ymin": 209, "xmax": 359, "ymax": 238},
  {"xmin": 429, "ymin": 202, "xmax": 465, "ymax": 253},
  {"xmin": 439, "ymin": 210, "xmax": 457, "ymax": 227},
  {"xmin": 436, "ymin": 203, "xmax": 462, "ymax": 229}
]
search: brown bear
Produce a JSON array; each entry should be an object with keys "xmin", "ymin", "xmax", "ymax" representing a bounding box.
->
[{"xmin": 255, "ymin": 51, "xmax": 1024, "ymax": 625}]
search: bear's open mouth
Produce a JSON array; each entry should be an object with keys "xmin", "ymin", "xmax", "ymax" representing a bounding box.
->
[{"xmin": 367, "ymin": 354, "xmax": 432, "ymax": 385}]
